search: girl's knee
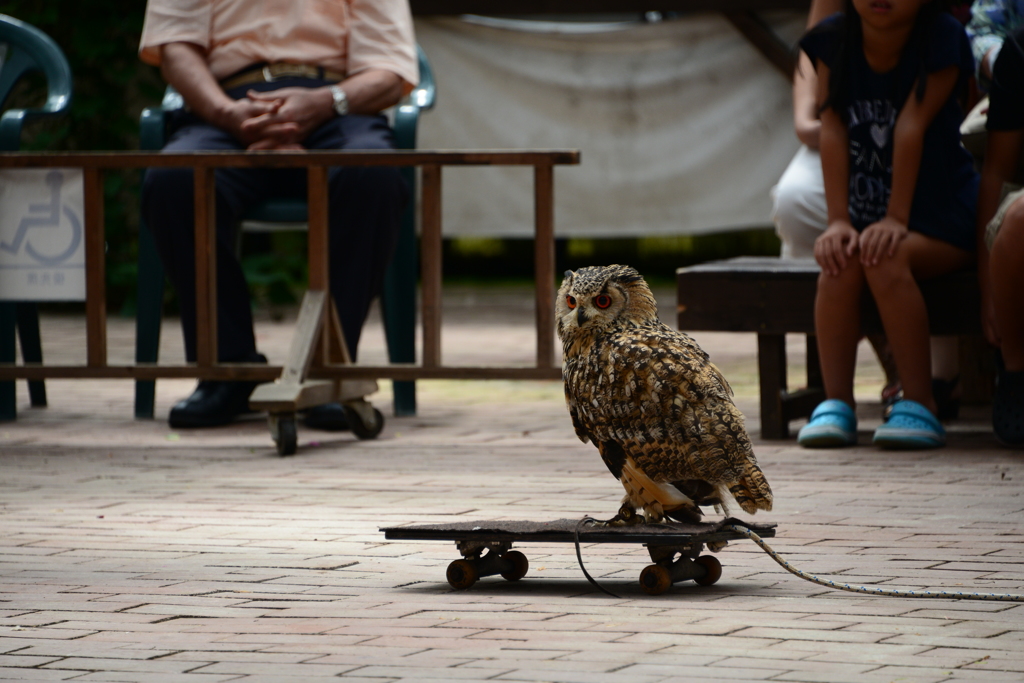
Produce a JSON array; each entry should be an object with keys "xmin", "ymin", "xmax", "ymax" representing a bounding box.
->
[
  {"xmin": 816, "ymin": 260, "xmax": 864, "ymax": 297},
  {"xmin": 863, "ymin": 251, "xmax": 913, "ymax": 294}
]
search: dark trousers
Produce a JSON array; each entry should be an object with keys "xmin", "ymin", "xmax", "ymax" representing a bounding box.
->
[{"xmin": 140, "ymin": 79, "xmax": 407, "ymax": 364}]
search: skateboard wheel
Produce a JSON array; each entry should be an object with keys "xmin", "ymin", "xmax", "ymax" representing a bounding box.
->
[
  {"xmin": 500, "ymin": 550, "xmax": 529, "ymax": 581},
  {"xmin": 639, "ymin": 564, "xmax": 672, "ymax": 595},
  {"xmin": 693, "ymin": 555, "xmax": 722, "ymax": 586},
  {"xmin": 446, "ymin": 559, "xmax": 478, "ymax": 589}
]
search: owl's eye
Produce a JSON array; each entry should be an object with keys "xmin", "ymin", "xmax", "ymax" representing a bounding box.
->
[
  {"xmin": 594, "ymin": 294, "xmax": 612, "ymax": 309},
  {"xmin": 566, "ymin": 295, "xmax": 577, "ymax": 309}
]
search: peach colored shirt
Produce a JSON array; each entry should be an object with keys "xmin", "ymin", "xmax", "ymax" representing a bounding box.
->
[{"xmin": 139, "ymin": 0, "xmax": 417, "ymax": 93}]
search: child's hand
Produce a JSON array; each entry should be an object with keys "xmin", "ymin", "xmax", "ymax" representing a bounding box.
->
[
  {"xmin": 814, "ymin": 220, "xmax": 859, "ymax": 276},
  {"xmin": 859, "ymin": 217, "xmax": 908, "ymax": 266}
]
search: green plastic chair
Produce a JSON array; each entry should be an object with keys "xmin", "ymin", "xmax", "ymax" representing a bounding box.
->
[
  {"xmin": 0, "ymin": 14, "xmax": 73, "ymax": 421},
  {"xmin": 134, "ymin": 46, "xmax": 436, "ymax": 420}
]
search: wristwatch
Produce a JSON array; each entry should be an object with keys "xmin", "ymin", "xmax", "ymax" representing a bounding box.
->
[{"xmin": 329, "ymin": 84, "xmax": 349, "ymax": 116}]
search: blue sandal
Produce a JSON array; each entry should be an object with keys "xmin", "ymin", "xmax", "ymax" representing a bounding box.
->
[
  {"xmin": 798, "ymin": 399, "xmax": 857, "ymax": 448},
  {"xmin": 873, "ymin": 399, "xmax": 944, "ymax": 449}
]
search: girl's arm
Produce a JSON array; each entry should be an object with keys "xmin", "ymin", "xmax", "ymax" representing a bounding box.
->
[
  {"xmin": 977, "ymin": 129, "xmax": 1024, "ymax": 346},
  {"xmin": 859, "ymin": 66, "xmax": 962, "ymax": 265},
  {"xmin": 815, "ymin": 60, "xmax": 859, "ymax": 276}
]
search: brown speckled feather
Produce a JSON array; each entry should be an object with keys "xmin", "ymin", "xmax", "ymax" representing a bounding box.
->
[{"xmin": 557, "ymin": 264, "xmax": 772, "ymax": 518}]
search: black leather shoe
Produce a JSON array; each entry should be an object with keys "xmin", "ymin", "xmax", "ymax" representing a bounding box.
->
[
  {"xmin": 168, "ymin": 353, "xmax": 267, "ymax": 428},
  {"xmin": 301, "ymin": 402, "xmax": 350, "ymax": 431},
  {"xmin": 168, "ymin": 380, "xmax": 259, "ymax": 428}
]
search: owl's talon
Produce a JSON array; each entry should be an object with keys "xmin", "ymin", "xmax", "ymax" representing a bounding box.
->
[
  {"xmin": 643, "ymin": 511, "xmax": 665, "ymax": 524},
  {"xmin": 600, "ymin": 505, "xmax": 644, "ymax": 527}
]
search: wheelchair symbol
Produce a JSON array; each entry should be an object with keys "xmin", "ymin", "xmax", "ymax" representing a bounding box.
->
[{"xmin": 0, "ymin": 170, "xmax": 82, "ymax": 266}]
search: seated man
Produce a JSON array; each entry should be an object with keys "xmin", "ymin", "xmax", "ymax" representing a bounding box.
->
[
  {"xmin": 138, "ymin": 0, "xmax": 418, "ymax": 429},
  {"xmin": 977, "ymin": 26, "xmax": 1024, "ymax": 446}
]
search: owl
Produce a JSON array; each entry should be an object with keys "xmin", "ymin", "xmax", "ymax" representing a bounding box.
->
[{"xmin": 557, "ymin": 264, "xmax": 773, "ymax": 526}]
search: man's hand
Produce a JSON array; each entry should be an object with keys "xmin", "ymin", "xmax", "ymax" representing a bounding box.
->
[
  {"xmin": 815, "ymin": 219, "xmax": 859, "ymax": 276},
  {"xmin": 161, "ymin": 42, "xmax": 293, "ymax": 148},
  {"xmin": 859, "ymin": 216, "xmax": 908, "ymax": 266},
  {"xmin": 241, "ymin": 87, "xmax": 335, "ymax": 150},
  {"xmin": 215, "ymin": 97, "xmax": 285, "ymax": 147}
]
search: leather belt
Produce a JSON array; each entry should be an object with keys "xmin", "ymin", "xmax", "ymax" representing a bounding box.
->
[{"xmin": 220, "ymin": 63, "xmax": 345, "ymax": 90}]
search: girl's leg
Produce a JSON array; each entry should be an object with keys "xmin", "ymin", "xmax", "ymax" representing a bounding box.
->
[
  {"xmin": 863, "ymin": 234, "xmax": 972, "ymax": 416},
  {"xmin": 815, "ymin": 259, "xmax": 865, "ymax": 409}
]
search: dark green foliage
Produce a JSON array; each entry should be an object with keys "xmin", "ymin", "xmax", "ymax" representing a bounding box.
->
[
  {"xmin": 239, "ymin": 232, "xmax": 309, "ymax": 315},
  {"xmin": 444, "ymin": 230, "xmax": 782, "ymax": 287}
]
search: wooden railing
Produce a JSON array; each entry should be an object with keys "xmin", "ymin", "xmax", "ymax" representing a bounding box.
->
[{"xmin": 0, "ymin": 150, "xmax": 579, "ymax": 384}]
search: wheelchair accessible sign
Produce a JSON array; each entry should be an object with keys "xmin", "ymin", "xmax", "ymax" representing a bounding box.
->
[{"xmin": 0, "ymin": 168, "xmax": 85, "ymax": 301}]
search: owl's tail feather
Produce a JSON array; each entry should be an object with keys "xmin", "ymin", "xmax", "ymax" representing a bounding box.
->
[{"xmin": 728, "ymin": 465, "xmax": 773, "ymax": 514}]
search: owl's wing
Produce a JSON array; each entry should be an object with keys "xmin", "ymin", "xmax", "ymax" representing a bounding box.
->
[
  {"xmin": 565, "ymin": 388, "xmax": 590, "ymax": 445},
  {"xmin": 607, "ymin": 325, "xmax": 772, "ymax": 512},
  {"xmin": 562, "ymin": 358, "xmax": 591, "ymax": 445}
]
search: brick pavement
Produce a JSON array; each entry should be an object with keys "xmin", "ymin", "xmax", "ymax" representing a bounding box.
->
[{"xmin": 1, "ymin": 286, "xmax": 1022, "ymax": 682}]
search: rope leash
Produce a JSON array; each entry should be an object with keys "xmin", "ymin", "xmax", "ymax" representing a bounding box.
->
[
  {"xmin": 574, "ymin": 517, "xmax": 622, "ymax": 598},
  {"xmin": 727, "ymin": 524, "xmax": 1024, "ymax": 603},
  {"xmin": 572, "ymin": 518, "xmax": 1024, "ymax": 601}
]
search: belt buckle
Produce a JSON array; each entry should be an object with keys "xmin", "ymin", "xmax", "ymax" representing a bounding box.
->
[{"xmin": 262, "ymin": 65, "xmax": 275, "ymax": 83}]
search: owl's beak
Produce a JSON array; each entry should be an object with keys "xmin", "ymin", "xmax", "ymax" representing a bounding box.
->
[{"xmin": 576, "ymin": 309, "xmax": 590, "ymax": 326}]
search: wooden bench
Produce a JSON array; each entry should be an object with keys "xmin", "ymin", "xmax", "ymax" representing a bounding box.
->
[{"xmin": 676, "ymin": 256, "xmax": 985, "ymax": 439}]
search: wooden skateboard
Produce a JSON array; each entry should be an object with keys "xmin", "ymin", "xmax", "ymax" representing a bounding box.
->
[{"xmin": 381, "ymin": 517, "xmax": 776, "ymax": 595}]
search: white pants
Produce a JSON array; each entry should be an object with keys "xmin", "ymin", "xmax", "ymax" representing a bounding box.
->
[{"xmin": 771, "ymin": 145, "xmax": 827, "ymax": 259}]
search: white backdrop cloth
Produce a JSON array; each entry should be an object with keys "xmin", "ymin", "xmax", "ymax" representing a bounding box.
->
[{"xmin": 414, "ymin": 14, "xmax": 805, "ymax": 238}]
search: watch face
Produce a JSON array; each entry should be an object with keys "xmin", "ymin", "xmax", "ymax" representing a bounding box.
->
[{"xmin": 331, "ymin": 86, "xmax": 348, "ymax": 115}]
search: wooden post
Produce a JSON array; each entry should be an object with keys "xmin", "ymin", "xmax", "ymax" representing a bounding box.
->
[
  {"xmin": 83, "ymin": 168, "xmax": 107, "ymax": 367},
  {"xmin": 193, "ymin": 167, "xmax": 217, "ymax": 367},
  {"xmin": 420, "ymin": 164, "xmax": 442, "ymax": 368},
  {"xmin": 757, "ymin": 333, "xmax": 788, "ymax": 439},
  {"xmin": 306, "ymin": 165, "xmax": 331, "ymax": 365},
  {"xmin": 534, "ymin": 163, "xmax": 556, "ymax": 370},
  {"xmin": 805, "ymin": 334, "xmax": 822, "ymax": 389}
]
